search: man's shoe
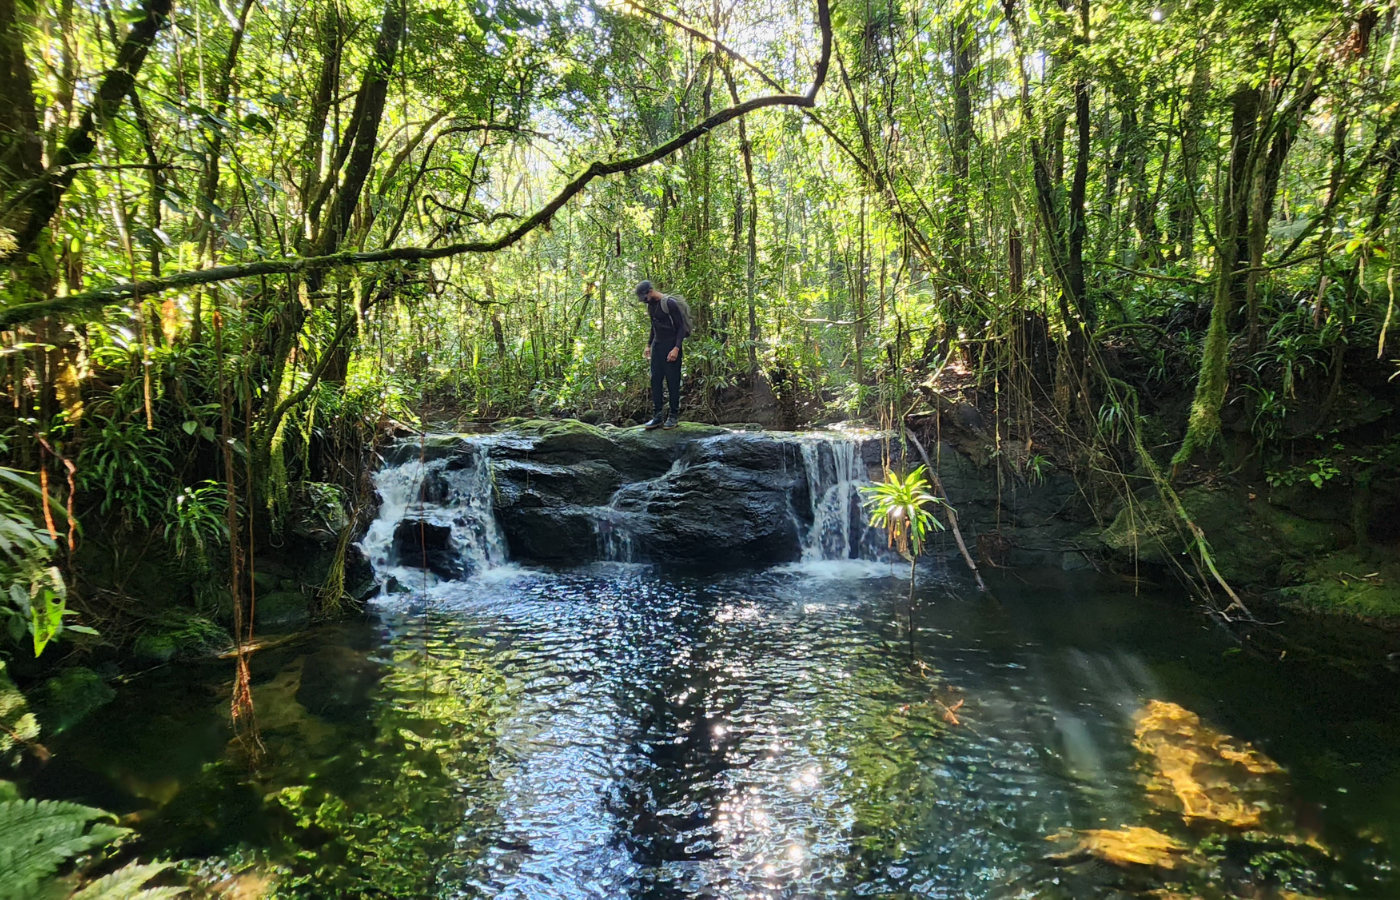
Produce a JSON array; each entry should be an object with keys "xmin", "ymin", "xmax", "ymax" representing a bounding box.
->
[
  {"xmin": 643, "ymin": 414, "xmax": 666, "ymax": 430},
  {"xmin": 662, "ymin": 414, "xmax": 679, "ymax": 430}
]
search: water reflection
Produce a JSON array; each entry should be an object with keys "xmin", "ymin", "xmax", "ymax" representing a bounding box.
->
[{"xmin": 34, "ymin": 567, "xmax": 1400, "ymax": 899}]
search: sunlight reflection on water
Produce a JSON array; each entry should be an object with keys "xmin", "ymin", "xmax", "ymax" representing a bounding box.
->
[{"xmin": 43, "ymin": 564, "xmax": 1400, "ymax": 899}]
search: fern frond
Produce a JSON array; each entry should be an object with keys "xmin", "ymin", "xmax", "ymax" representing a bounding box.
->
[
  {"xmin": 71, "ymin": 862, "xmax": 183, "ymax": 900},
  {"xmin": 0, "ymin": 799, "xmax": 128, "ymax": 900}
]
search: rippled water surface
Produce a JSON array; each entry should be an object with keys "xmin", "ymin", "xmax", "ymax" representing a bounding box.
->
[{"xmin": 39, "ymin": 564, "xmax": 1400, "ymax": 898}]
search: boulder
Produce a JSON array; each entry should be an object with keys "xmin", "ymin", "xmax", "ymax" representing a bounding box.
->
[
  {"xmin": 493, "ymin": 458, "xmax": 621, "ymax": 507},
  {"xmin": 256, "ymin": 590, "xmax": 311, "ymax": 630},
  {"xmin": 377, "ymin": 433, "xmax": 490, "ymax": 466},
  {"xmin": 36, "ymin": 667, "xmax": 115, "ymax": 734},
  {"xmin": 496, "ymin": 504, "xmax": 601, "ymax": 563},
  {"xmin": 1099, "ymin": 484, "xmax": 1350, "ymax": 586},
  {"xmin": 132, "ymin": 613, "xmax": 230, "ymax": 661},
  {"xmin": 391, "ymin": 518, "xmax": 464, "ymax": 580},
  {"xmin": 610, "ymin": 458, "xmax": 804, "ymax": 566},
  {"xmin": 296, "ymin": 645, "xmax": 383, "ymax": 723},
  {"xmin": 288, "ymin": 482, "xmax": 350, "ymax": 544}
]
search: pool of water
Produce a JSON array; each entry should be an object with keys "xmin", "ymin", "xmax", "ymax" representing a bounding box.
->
[{"xmin": 32, "ymin": 563, "xmax": 1400, "ymax": 899}]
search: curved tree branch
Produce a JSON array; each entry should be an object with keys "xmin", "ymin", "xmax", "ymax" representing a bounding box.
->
[{"xmin": 2, "ymin": 0, "xmax": 832, "ymax": 331}]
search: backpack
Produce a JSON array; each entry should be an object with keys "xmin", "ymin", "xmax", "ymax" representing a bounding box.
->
[{"xmin": 666, "ymin": 295, "xmax": 695, "ymax": 339}]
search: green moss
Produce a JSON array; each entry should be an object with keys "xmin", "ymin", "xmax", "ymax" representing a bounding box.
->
[
  {"xmin": 1100, "ymin": 485, "xmax": 1348, "ymax": 587},
  {"xmin": 1278, "ymin": 552, "xmax": 1400, "ymax": 621},
  {"xmin": 132, "ymin": 613, "xmax": 230, "ymax": 662},
  {"xmin": 1173, "ymin": 273, "xmax": 1232, "ymax": 467}
]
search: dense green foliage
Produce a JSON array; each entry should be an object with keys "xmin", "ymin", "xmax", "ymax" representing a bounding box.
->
[{"xmin": 0, "ymin": 0, "xmax": 1395, "ymax": 638}]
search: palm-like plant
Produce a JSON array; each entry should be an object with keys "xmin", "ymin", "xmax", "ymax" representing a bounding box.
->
[{"xmin": 861, "ymin": 465, "xmax": 946, "ymax": 658}]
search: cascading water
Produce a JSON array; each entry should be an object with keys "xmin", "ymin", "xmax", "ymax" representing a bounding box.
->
[
  {"xmin": 594, "ymin": 506, "xmax": 636, "ymax": 563},
  {"xmin": 798, "ymin": 435, "xmax": 873, "ymax": 562},
  {"xmin": 360, "ymin": 438, "xmax": 507, "ymax": 589},
  {"xmin": 592, "ymin": 457, "xmax": 691, "ymax": 563}
]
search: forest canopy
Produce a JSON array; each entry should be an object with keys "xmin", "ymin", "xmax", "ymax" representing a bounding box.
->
[{"xmin": 0, "ymin": 0, "xmax": 1396, "ymax": 647}]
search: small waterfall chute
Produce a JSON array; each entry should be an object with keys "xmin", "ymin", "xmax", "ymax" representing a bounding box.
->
[
  {"xmin": 798, "ymin": 434, "xmax": 876, "ymax": 562},
  {"xmin": 360, "ymin": 437, "xmax": 507, "ymax": 589}
]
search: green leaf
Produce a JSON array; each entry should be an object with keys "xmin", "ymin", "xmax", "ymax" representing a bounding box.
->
[
  {"xmin": 182, "ymin": 421, "xmax": 198, "ymax": 436},
  {"xmin": 72, "ymin": 861, "xmax": 184, "ymax": 900},
  {"xmin": 0, "ymin": 799, "xmax": 128, "ymax": 900},
  {"xmin": 240, "ymin": 113, "xmax": 274, "ymax": 135}
]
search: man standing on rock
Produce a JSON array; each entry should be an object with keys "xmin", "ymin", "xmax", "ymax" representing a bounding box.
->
[{"xmin": 638, "ymin": 281, "xmax": 690, "ymax": 430}]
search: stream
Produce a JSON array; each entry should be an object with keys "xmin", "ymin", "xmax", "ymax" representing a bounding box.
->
[{"xmin": 28, "ymin": 435, "xmax": 1400, "ymax": 899}]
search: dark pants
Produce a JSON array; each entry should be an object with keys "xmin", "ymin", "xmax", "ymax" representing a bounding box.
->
[{"xmin": 650, "ymin": 345, "xmax": 682, "ymax": 415}]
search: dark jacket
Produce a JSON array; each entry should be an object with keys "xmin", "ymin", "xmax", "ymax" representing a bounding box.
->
[{"xmin": 646, "ymin": 296, "xmax": 686, "ymax": 352}]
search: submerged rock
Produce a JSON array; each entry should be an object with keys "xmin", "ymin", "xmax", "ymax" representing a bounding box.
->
[
  {"xmin": 1046, "ymin": 826, "xmax": 1187, "ymax": 869},
  {"xmin": 35, "ymin": 667, "xmax": 115, "ymax": 734},
  {"xmin": 1134, "ymin": 699, "xmax": 1284, "ymax": 829}
]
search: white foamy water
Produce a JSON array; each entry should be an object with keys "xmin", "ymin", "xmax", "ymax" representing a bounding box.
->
[{"xmin": 359, "ymin": 437, "xmax": 508, "ymax": 590}]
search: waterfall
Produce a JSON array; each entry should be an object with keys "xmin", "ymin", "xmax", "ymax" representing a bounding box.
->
[
  {"xmin": 595, "ymin": 501, "xmax": 637, "ymax": 563},
  {"xmin": 360, "ymin": 438, "xmax": 507, "ymax": 588},
  {"xmin": 591, "ymin": 456, "xmax": 690, "ymax": 564},
  {"xmin": 798, "ymin": 435, "xmax": 872, "ymax": 562}
]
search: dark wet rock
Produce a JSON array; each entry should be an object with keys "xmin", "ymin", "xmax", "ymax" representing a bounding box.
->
[
  {"xmin": 256, "ymin": 590, "xmax": 312, "ymax": 630},
  {"xmin": 378, "ymin": 433, "xmax": 478, "ymax": 466},
  {"xmin": 493, "ymin": 458, "xmax": 621, "ymax": 507},
  {"xmin": 343, "ymin": 543, "xmax": 377, "ymax": 601},
  {"xmin": 497, "ymin": 505, "xmax": 601, "ymax": 563},
  {"xmin": 391, "ymin": 518, "xmax": 464, "ymax": 580},
  {"xmin": 611, "ymin": 458, "xmax": 804, "ymax": 566},
  {"xmin": 35, "ymin": 667, "xmax": 116, "ymax": 734}
]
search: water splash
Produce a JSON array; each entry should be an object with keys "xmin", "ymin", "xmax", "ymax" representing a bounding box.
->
[{"xmin": 359, "ymin": 437, "xmax": 507, "ymax": 588}]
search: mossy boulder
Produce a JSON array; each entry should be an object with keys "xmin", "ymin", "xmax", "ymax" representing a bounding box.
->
[
  {"xmin": 288, "ymin": 482, "xmax": 350, "ymax": 544},
  {"xmin": 35, "ymin": 667, "xmax": 115, "ymax": 734},
  {"xmin": 1100, "ymin": 484, "xmax": 1349, "ymax": 586},
  {"xmin": 132, "ymin": 614, "xmax": 230, "ymax": 662},
  {"xmin": 255, "ymin": 590, "xmax": 311, "ymax": 630},
  {"xmin": 1277, "ymin": 551, "xmax": 1400, "ymax": 621}
]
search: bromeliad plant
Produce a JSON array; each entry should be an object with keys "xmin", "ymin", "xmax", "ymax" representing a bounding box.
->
[{"xmin": 861, "ymin": 465, "xmax": 946, "ymax": 657}]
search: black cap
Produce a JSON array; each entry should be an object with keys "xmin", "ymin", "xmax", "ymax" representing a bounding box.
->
[{"xmin": 635, "ymin": 280, "xmax": 653, "ymax": 299}]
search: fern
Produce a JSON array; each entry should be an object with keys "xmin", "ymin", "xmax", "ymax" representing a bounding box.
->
[
  {"xmin": 71, "ymin": 863, "xmax": 182, "ymax": 900},
  {"xmin": 0, "ymin": 798, "xmax": 127, "ymax": 899},
  {"xmin": 0, "ymin": 799, "xmax": 177, "ymax": 900}
]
